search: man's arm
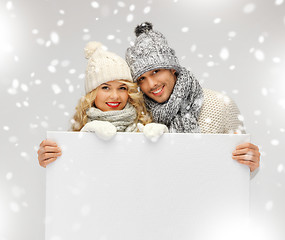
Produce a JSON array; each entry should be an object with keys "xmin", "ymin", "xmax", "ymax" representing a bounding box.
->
[
  {"xmin": 37, "ymin": 139, "xmax": 62, "ymax": 168},
  {"xmin": 232, "ymin": 142, "xmax": 260, "ymax": 172}
]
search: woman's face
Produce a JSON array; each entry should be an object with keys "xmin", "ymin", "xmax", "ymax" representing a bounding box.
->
[{"xmin": 94, "ymin": 80, "xmax": 129, "ymax": 111}]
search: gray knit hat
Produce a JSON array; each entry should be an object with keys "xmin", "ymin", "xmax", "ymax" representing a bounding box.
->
[{"xmin": 125, "ymin": 22, "xmax": 181, "ymax": 81}]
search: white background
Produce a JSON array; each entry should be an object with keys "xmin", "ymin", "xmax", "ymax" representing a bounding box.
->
[{"xmin": 0, "ymin": 0, "xmax": 285, "ymax": 240}]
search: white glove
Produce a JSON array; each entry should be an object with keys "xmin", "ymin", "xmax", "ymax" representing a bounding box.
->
[
  {"xmin": 143, "ymin": 123, "xmax": 169, "ymax": 142},
  {"xmin": 81, "ymin": 120, "xmax": 117, "ymax": 141}
]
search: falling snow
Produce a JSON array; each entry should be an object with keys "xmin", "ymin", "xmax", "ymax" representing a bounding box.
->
[
  {"xmin": 129, "ymin": 4, "xmax": 135, "ymax": 11},
  {"xmin": 277, "ymin": 164, "xmax": 284, "ymax": 172},
  {"xmin": 261, "ymin": 88, "xmax": 268, "ymax": 96},
  {"xmin": 272, "ymin": 57, "xmax": 281, "ymax": 63},
  {"xmin": 207, "ymin": 61, "xmax": 215, "ymax": 67},
  {"xmin": 143, "ymin": 6, "xmax": 151, "ymax": 14},
  {"xmin": 32, "ymin": 29, "xmax": 39, "ymax": 35},
  {"xmin": 51, "ymin": 84, "xmax": 62, "ymax": 94},
  {"xmin": 254, "ymin": 49, "xmax": 265, "ymax": 61},
  {"xmin": 91, "ymin": 1, "xmax": 99, "ymax": 8},
  {"xmin": 213, "ymin": 18, "xmax": 221, "ymax": 24},
  {"xmin": 275, "ymin": 0, "xmax": 284, "ymax": 5},
  {"xmin": 10, "ymin": 202, "xmax": 20, "ymax": 212},
  {"xmin": 243, "ymin": 3, "xmax": 256, "ymax": 14},
  {"xmin": 107, "ymin": 35, "xmax": 115, "ymax": 40},
  {"xmin": 271, "ymin": 139, "xmax": 279, "ymax": 146},
  {"xmin": 2, "ymin": 2, "xmax": 285, "ymax": 240},
  {"xmin": 254, "ymin": 110, "xmax": 261, "ymax": 116},
  {"xmin": 69, "ymin": 69, "xmax": 76, "ymax": 74},
  {"xmin": 219, "ymin": 48, "xmax": 229, "ymax": 60},
  {"xmin": 36, "ymin": 38, "xmax": 45, "ymax": 45},
  {"xmin": 278, "ymin": 99, "xmax": 285, "ymax": 109},
  {"xmin": 190, "ymin": 45, "xmax": 197, "ymax": 52},
  {"xmin": 265, "ymin": 201, "xmax": 273, "ymax": 211},
  {"xmin": 50, "ymin": 32, "xmax": 60, "ymax": 44},
  {"xmin": 228, "ymin": 31, "xmax": 237, "ymax": 38},
  {"xmin": 57, "ymin": 20, "xmax": 64, "ymax": 26},
  {"xmin": 48, "ymin": 65, "xmax": 57, "ymax": 73},
  {"xmin": 6, "ymin": 172, "xmax": 13, "ymax": 180},
  {"xmin": 126, "ymin": 14, "xmax": 134, "ymax": 22},
  {"xmin": 229, "ymin": 65, "xmax": 236, "ymax": 70},
  {"xmin": 6, "ymin": 1, "xmax": 13, "ymax": 10},
  {"xmin": 117, "ymin": 1, "xmax": 126, "ymax": 7}
]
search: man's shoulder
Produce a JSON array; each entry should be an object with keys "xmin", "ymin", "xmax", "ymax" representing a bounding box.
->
[{"xmin": 202, "ymin": 88, "xmax": 232, "ymax": 106}]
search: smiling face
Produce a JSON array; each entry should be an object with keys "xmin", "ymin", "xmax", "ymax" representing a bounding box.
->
[
  {"xmin": 137, "ymin": 69, "xmax": 177, "ymax": 103},
  {"xmin": 94, "ymin": 80, "xmax": 129, "ymax": 111}
]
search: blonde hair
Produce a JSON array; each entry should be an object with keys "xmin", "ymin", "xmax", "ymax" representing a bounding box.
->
[{"xmin": 71, "ymin": 80, "xmax": 152, "ymax": 131}]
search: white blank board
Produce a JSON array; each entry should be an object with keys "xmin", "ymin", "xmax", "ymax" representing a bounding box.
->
[{"xmin": 46, "ymin": 132, "xmax": 250, "ymax": 240}]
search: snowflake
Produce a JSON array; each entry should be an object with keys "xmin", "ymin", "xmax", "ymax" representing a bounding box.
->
[
  {"xmin": 213, "ymin": 18, "xmax": 221, "ymax": 24},
  {"xmin": 271, "ymin": 139, "xmax": 279, "ymax": 146},
  {"xmin": 219, "ymin": 47, "xmax": 229, "ymax": 61},
  {"xmin": 50, "ymin": 32, "xmax": 60, "ymax": 44},
  {"xmin": 126, "ymin": 14, "xmax": 134, "ymax": 22},
  {"xmin": 254, "ymin": 49, "xmax": 265, "ymax": 61},
  {"xmin": 275, "ymin": 0, "xmax": 284, "ymax": 5},
  {"xmin": 143, "ymin": 6, "xmax": 151, "ymax": 14},
  {"xmin": 243, "ymin": 3, "xmax": 256, "ymax": 14},
  {"xmin": 129, "ymin": 4, "xmax": 135, "ymax": 11},
  {"xmin": 265, "ymin": 201, "xmax": 273, "ymax": 211}
]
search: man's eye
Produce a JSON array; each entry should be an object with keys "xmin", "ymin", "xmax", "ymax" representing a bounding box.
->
[{"xmin": 137, "ymin": 77, "xmax": 144, "ymax": 83}]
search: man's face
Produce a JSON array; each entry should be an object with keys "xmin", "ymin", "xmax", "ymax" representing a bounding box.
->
[{"xmin": 137, "ymin": 69, "xmax": 177, "ymax": 103}]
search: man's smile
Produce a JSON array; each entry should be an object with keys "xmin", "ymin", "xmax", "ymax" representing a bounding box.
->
[{"xmin": 151, "ymin": 86, "xmax": 164, "ymax": 96}]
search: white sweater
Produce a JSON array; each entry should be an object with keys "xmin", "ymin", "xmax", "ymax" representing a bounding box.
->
[{"xmin": 198, "ymin": 89, "xmax": 245, "ymax": 134}]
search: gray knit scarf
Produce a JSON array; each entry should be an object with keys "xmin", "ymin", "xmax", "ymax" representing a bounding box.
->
[
  {"xmin": 86, "ymin": 103, "xmax": 137, "ymax": 132},
  {"xmin": 144, "ymin": 67, "xmax": 204, "ymax": 133}
]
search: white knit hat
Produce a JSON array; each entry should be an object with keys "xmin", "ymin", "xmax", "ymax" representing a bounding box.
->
[{"xmin": 84, "ymin": 41, "xmax": 133, "ymax": 93}]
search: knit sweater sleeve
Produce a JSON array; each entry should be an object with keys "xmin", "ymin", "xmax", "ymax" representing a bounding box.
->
[
  {"xmin": 224, "ymin": 95, "xmax": 246, "ymax": 134},
  {"xmin": 198, "ymin": 89, "xmax": 246, "ymax": 134}
]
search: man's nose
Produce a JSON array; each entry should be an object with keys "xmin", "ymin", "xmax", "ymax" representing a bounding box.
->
[{"xmin": 147, "ymin": 77, "xmax": 158, "ymax": 90}]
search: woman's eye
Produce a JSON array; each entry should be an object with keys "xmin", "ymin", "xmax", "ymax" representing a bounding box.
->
[
  {"xmin": 120, "ymin": 87, "xmax": 127, "ymax": 90},
  {"xmin": 101, "ymin": 86, "xmax": 109, "ymax": 90},
  {"xmin": 153, "ymin": 69, "xmax": 160, "ymax": 74}
]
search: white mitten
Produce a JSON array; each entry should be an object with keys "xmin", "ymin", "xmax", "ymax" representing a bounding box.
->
[
  {"xmin": 143, "ymin": 123, "xmax": 169, "ymax": 142},
  {"xmin": 81, "ymin": 120, "xmax": 117, "ymax": 141}
]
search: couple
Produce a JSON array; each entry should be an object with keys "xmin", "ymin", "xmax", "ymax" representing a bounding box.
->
[{"xmin": 38, "ymin": 22, "xmax": 260, "ymax": 172}]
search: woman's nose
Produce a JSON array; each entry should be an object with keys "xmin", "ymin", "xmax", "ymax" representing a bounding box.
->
[{"xmin": 110, "ymin": 89, "xmax": 119, "ymax": 100}]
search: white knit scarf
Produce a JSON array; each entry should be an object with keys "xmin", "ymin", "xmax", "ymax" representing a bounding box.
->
[
  {"xmin": 144, "ymin": 67, "xmax": 204, "ymax": 133},
  {"xmin": 86, "ymin": 103, "xmax": 138, "ymax": 132}
]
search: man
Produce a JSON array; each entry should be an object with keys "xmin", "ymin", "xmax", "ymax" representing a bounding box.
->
[
  {"xmin": 38, "ymin": 22, "xmax": 260, "ymax": 172},
  {"xmin": 124, "ymin": 22, "xmax": 260, "ymax": 172}
]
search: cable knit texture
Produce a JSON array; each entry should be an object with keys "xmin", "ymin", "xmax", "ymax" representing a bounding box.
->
[
  {"xmin": 86, "ymin": 103, "xmax": 138, "ymax": 132},
  {"xmin": 198, "ymin": 89, "xmax": 245, "ymax": 134},
  {"xmin": 144, "ymin": 67, "xmax": 204, "ymax": 133}
]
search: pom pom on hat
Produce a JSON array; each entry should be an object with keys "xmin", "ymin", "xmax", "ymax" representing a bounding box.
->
[
  {"xmin": 126, "ymin": 22, "xmax": 181, "ymax": 81},
  {"xmin": 84, "ymin": 41, "xmax": 133, "ymax": 93},
  {"xmin": 135, "ymin": 22, "xmax": 153, "ymax": 37},
  {"xmin": 84, "ymin": 41, "xmax": 103, "ymax": 59}
]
